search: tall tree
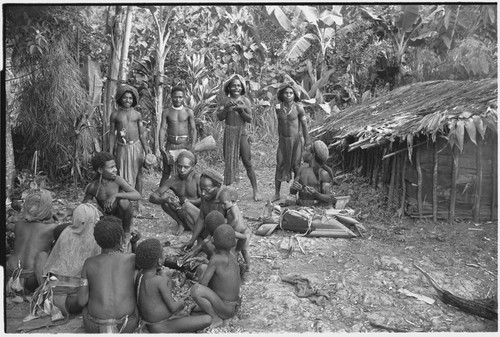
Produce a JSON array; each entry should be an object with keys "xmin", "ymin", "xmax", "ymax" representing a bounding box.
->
[{"xmin": 103, "ymin": 6, "xmax": 126, "ymax": 152}]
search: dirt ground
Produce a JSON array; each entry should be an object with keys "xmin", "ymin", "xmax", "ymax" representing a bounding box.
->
[{"xmin": 3, "ymin": 160, "xmax": 498, "ymax": 333}]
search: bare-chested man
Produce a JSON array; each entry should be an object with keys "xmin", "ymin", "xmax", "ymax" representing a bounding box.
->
[
  {"xmin": 149, "ymin": 150, "xmax": 201, "ymax": 235},
  {"xmin": 78, "ymin": 217, "xmax": 138, "ymax": 333},
  {"xmin": 290, "ymin": 140, "xmax": 336, "ymax": 207},
  {"xmin": 83, "ymin": 151, "xmax": 141, "ymax": 252},
  {"xmin": 217, "ymin": 74, "xmax": 261, "ymax": 201},
  {"xmin": 159, "ymin": 86, "xmax": 197, "ymax": 186},
  {"xmin": 273, "ymin": 83, "xmax": 310, "ymax": 201},
  {"xmin": 6, "ymin": 189, "xmax": 57, "ymax": 293},
  {"xmin": 190, "ymin": 224, "xmax": 241, "ymax": 328},
  {"xmin": 110, "ymin": 84, "xmax": 150, "ymax": 212}
]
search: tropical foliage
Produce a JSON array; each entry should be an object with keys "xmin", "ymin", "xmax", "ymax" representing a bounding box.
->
[{"xmin": 4, "ymin": 4, "xmax": 497, "ymax": 192}]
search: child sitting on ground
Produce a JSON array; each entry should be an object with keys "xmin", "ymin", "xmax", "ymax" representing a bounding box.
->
[
  {"xmin": 135, "ymin": 238, "xmax": 211, "ymax": 333},
  {"xmin": 83, "ymin": 151, "xmax": 141, "ymax": 252},
  {"xmin": 190, "ymin": 225, "xmax": 241, "ymax": 328},
  {"xmin": 177, "ymin": 210, "xmax": 227, "ymax": 275},
  {"xmin": 218, "ymin": 186, "xmax": 252, "ymax": 271}
]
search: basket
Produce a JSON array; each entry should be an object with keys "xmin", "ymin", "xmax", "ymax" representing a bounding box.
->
[{"xmin": 334, "ymin": 196, "xmax": 350, "ymax": 209}]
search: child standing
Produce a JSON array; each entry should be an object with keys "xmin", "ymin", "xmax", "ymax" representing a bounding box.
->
[
  {"xmin": 218, "ymin": 186, "xmax": 252, "ymax": 271},
  {"xmin": 190, "ymin": 225, "xmax": 241, "ymax": 328},
  {"xmin": 83, "ymin": 151, "xmax": 141, "ymax": 252},
  {"xmin": 135, "ymin": 238, "xmax": 211, "ymax": 333}
]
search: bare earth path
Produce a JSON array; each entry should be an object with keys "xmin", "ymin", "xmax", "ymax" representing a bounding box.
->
[{"xmin": 4, "ymin": 161, "xmax": 498, "ymax": 333}]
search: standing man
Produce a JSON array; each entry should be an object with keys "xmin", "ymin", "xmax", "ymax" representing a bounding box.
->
[
  {"xmin": 149, "ymin": 150, "xmax": 201, "ymax": 236},
  {"xmin": 158, "ymin": 86, "xmax": 197, "ymax": 187},
  {"xmin": 110, "ymin": 84, "xmax": 150, "ymax": 212},
  {"xmin": 273, "ymin": 82, "xmax": 310, "ymax": 201},
  {"xmin": 217, "ymin": 74, "xmax": 261, "ymax": 201}
]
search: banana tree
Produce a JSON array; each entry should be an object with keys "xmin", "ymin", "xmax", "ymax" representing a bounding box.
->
[{"xmin": 265, "ymin": 5, "xmax": 343, "ymax": 106}]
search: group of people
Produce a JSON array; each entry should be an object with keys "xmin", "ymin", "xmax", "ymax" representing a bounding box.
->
[{"xmin": 5, "ymin": 74, "xmax": 338, "ymax": 333}]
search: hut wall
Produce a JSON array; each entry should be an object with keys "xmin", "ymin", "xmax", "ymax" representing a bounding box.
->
[{"xmin": 404, "ymin": 134, "xmax": 497, "ymax": 220}]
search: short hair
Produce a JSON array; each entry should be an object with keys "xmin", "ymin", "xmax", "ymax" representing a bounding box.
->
[
  {"xmin": 171, "ymin": 86, "xmax": 185, "ymax": 95},
  {"xmin": 54, "ymin": 222, "xmax": 71, "ymax": 242},
  {"xmin": 91, "ymin": 152, "xmax": 115, "ymax": 172},
  {"xmin": 218, "ymin": 186, "xmax": 238, "ymax": 203},
  {"xmin": 135, "ymin": 238, "xmax": 163, "ymax": 270},
  {"xmin": 213, "ymin": 224, "xmax": 236, "ymax": 250},
  {"xmin": 205, "ymin": 210, "xmax": 226, "ymax": 236},
  {"xmin": 93, "ymin": 216, "xmax": 124, "ymax": 249}
]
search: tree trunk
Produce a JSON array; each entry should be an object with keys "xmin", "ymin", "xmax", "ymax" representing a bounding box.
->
[
  {"xmin": 150, "ymin": 6, "xmax": 174, "ymax": 155},
  {"xmin": 118, "ymin": 6, "xmax": 133, "ymax": 82},
  {"xmin": 5, "ymin": 112, "xmax": 15, "ymax": 200},
  {"xmin": 103, "ymin": 6, "xmax": 125, "ymax": 152}
]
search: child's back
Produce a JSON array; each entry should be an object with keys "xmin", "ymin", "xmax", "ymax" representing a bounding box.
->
[{"xmin": 208, "ymin": 250, "xmax": 240, "ymax": 302}]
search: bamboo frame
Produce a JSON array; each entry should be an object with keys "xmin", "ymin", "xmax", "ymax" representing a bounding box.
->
[
  {"xmin": 432, "ymin": 141, "xmax": 438, "ymax": 222},
  {"xmin": 449, "ymin": 146, "xmax": 459, "ymax": 223},
  {"xmin": 473, "ymin": 138, "xmax": 483, "ymax": 222},
  {"xmin": 416, "ymin": 146, "xmax": 423, "ymax": 219}
]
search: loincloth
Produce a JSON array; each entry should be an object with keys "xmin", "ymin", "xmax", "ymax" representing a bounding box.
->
[
  {"xmin": 276, "ymin": 134, "xmax": 302, "ymax": 182},
  {"xmin": 139, "ymin": 316, "xmax": 176, "ymax": 333},
  {"xmin": 83, "ymin": 306, "xmax": 138, "ymax": 333},
  {"xmin": 116, "ymin": 140, "xmax": 144, "ymax": 187},
  {"xmin": 223, "ymin": 125, "xmax": 245, "ymax": 185},
  {"xmin": 6, "ymin": 263, "xmax": 36, "ymax": 294},
  {"xmin": 215, "ymin": 297, "xmax": 240, "ymax": 319}
]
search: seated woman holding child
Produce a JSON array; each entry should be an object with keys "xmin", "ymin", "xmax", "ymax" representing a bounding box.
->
[{"xmin": 289, "ymin": 140, "xmax": 336, "ymax": 207}]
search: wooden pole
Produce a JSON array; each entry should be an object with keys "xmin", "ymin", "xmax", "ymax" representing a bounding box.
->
[
  {"xmin": 394, "ymin": 154, "xmax": 401, "ymax": 209},
  {"xmin": 400, "ymin": 154, "xmax": 407, "ymax": 215},
  {"xmin": 388, "ymin": 156, "xmax": 396, "ymax": 206},
  {"xmin": 491, "ymin": 139, "xmax": 497, "ymax": 221},
  {"xmin": 449, "ymin": 146, "xmax": 459, "ymax": 223},
  {"xmin": 432, "ymin": 141, "xmax": 438, "ymax": 222},
  {"xmin": 416, "ymin": 146, "xmax": 423, "ymax": 219},
  {"xmin": 372, "ymin": 148, "xmax": 381, "ymax": 188},
  {"xmin": 473, "ymin": 138, "xmax": 483, "ymax": 222}
]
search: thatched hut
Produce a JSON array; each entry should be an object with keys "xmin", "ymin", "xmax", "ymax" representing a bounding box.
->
[{"xmin": 312, "ymin": 79, "xmax": 497, "ymax": 221}]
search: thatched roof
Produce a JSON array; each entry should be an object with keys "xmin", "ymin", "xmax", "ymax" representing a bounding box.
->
[{"xmin": 312, "ymin": 78, "xmax": 497, "ymax": 153}]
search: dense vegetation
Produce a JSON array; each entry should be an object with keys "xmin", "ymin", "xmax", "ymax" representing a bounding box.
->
[{"xmin": 4, "ymin": 4, "xmax": 497, "ymax": 195}]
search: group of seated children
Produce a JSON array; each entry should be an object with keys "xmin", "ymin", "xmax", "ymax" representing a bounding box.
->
[{"xmin": 79, "ymin": 215, "xmax": 240, "ymax": 333}]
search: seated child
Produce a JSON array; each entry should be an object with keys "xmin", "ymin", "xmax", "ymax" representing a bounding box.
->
[
  {"xmin": 218, "ymin": 186, "xmax": 252, "ymax": 271},
  {"xmin": 77, "ymin": 217, "xmax": 138, "ymax": 333},
  {"xmin": 190, "ymin": 225, "xmax": 241, "ymax": 328},
  {"xmin": 135, "ymin": 238, "xmax": 211, "ymax": 333},
  {"xmin": 177, "ymin": 210, "xmax": 226, "ymax": 275},
  {"xmin": 83, "ymin": 151, "xmax": 141, "ymax": 252}
]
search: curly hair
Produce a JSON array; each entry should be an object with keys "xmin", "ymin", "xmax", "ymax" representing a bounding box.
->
[
  {"xmin": 91, "ymin": 152, "xmax": 115, "ymax": 172},
  {"xmin": 93, "ymin": 216, "xmax": 124, "ymax": 249},
  {"xmin": 135, "ymin": 238, "xmax": 163, "ymax": 270},
  {"xmin": 205, "ymin": 210, "xmax": 226, "ymax": 236},
  {"xmin": 218, "ymin": 186, "xmax": 238, "ymax": 203},
  {"xmin": 171, "ymin": 86, "xmax": 185, "ymax": 95},
  {"xmin": 213, "ymin": 224, "xmax": 236, "ymax": 250}
]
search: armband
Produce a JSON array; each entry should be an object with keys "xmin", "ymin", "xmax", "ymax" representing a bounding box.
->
[{"xmin": 80, "ymin": 278, "xmax": 88, "ymax": 287}]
